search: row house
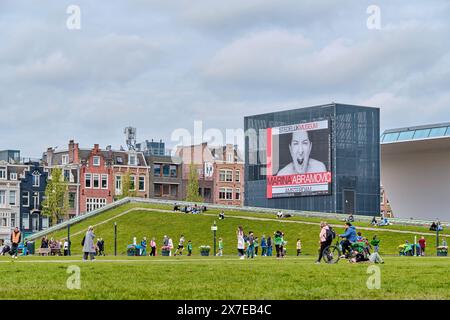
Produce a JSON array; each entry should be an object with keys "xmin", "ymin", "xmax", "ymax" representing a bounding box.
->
[
  {"xmin": 175, "ymin": 143, "xmax": 244, "ymax": 206},
  {"xmin": 146, "ymin": 154, "xmax": 182, "ymax": 200},
  {"xmin": 0, "ymin": 161, "xmax": 27, "ymax": 240},
  {"xmin": 110, "ymin": 149, "xmax": 149, "ymax": 199},
  {"xmin": 20, "ymin": 162, "xmax": 48, "ymax": 235}
]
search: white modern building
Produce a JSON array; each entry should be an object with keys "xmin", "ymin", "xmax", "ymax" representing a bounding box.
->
[{"xmin": 381, "ymin": 122, "xmax": 450, "ymax": 222}]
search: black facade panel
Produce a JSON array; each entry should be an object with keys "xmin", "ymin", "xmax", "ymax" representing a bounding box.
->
[{"xmin": 244, "ymin": 103, "xmax": 380, "ymax": 216}]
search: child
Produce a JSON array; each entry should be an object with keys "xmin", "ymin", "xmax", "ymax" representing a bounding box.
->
[
  {"xmin": 260, "ymin": 235, "xmax": 267, "ymax": 256},
  {"xmin": 217, "ymin": 238, "xmax": 224, "ymax": 256},
  {"xmin": 254, "ymin": 237, "xmax": 259, "ymax": 256},
  {"xmin": 296, "ymin": 239, "xmax": 302, "ymax": 256},
  {"xmin": 370, "ymin": 235, "xmax": 380, "ymax": 253},
  {"xmin": 187, "ymin": 240, "xmax": 193, "ymax": 256}
]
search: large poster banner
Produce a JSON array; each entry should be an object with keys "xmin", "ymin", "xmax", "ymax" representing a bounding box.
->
[{"xmin": 266, "ymin": 119, "xmax": 331, "ymax": 198}]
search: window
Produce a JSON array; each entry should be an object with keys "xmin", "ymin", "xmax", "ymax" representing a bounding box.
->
[
  {"xmin": 116, "ymin": 156, "xmax": 123, "ymax": 164},
  {"xmin": 11, "ymin": 214, "xmax": 15, "ymax": 228},
  {"xmin": 93, "ymin": 156, "xmax": 101, "ymax": 166},
  {"xmin": 397, "ymin": 131, "xmax": 414, "ymax": 141},
  {"xmin": 69, "ymin": 192, "xmax": 76, "ymax": 209},
  {"xmin": 130, "ymin": 175, "xmax": 135, "ymax": 191},
  {"xmin": 0, "ymin": 167, "xmax": 6, "ymax": 180},
  {"xmin": 33, "ymin": 192, "xmax": 39, "ymax": 209},
  {"xmin": 22, "ymin": 191, "xmax": 29, "ymax": 207},
  {"xmin": 235, "ymin": 170, "xmax": 241, "ymax": 182},
  {"xmin": 219, "ymin": 188, "xmax": 232, "ymax": 200},
  {"xmin": 9, "ymin": 190, "xmax": 16, "ymax": 206},
  {"xmin": 129, "ymin": 154, "xmax": 137, "ymax": 166},
  {"xmin": 86, "ymin": 198, "xmax": 107, "ymax": 212},
  {"xmin": 63, "ymin": 169, "xmax": 70, "ymax": 182},
  {"xmin": 85, "ymin": 174, "xmax": 92, "ymax": 188},
  {"xmin": 154, "ymin": 184, "xmax": 162, "ymax": 197},
  {"xmin": 93, "ymin": 174, "xmax": 100, "ymax": 189},
  {"xmin": 163, "ymin": 184, "xmax": 170, "ymax": 195},
  {"xmin": 226, "ymin": 188, "xmax": 233, "ymax": 200},
  {"xmin": 170, "ymin": 165, "xmax": 177, "ymax": 177},
  {"xmin": 382, "ymin": 132, "xmax": 399, "ymax": 143},
  {"xmin": 42, "ymin": 217, "xmax": 49, "ymax": 229},
  {"xmin": 10, "ymin": 172, "xmax": 17, "ymax": 180},
  {"xmin": 101, "ymin": 174, "xmax": 108, "ymax": 189},
  {"xmin": 154, "ymin": 164, "xmax": 161, "ymax": 177},
  {"xmin": 62, "ymin": 155, "xmax": 69, "ymax": 165},
  {"xmin": 0, "ymin": 190, "xmax": 5, "ymax": 206},
  {"xmin": 235, "ymin": 188, "xmax": 241, "ymax": 200},
  {"xmin": 32, "ymin": 172, "xmax": 40, "ymax": 187},
  {"xmin": 219, "ymin": 170, "xmax": 233, "ymax": 182},
  {"xmin": 162, "ymin": 165, "xmax": 170, "ymax": 177},
  {"xmin": 22, "ymin": 215, "xmax": 29, "ymax": 229},
  {"xmin": 170, "ymin": 185, "xmax": 178, "ymax": 197},
  {"xmin": 413, "ymin": 129, "xmax": 431, "ymax": 140},
  {"xmin": 139, "ymin": 176, "xmax": 145, "ymax": 191},
  {"xmin": 428, "ymin": 127, "xmax": 447, "ymax": 138},
  {"xmin": 115, "ymin": 176, "xmax": 122, "ymax": 193},
  {"xmin": 227, "ymin": 153, "xmax": 233, "ymax": 163}
]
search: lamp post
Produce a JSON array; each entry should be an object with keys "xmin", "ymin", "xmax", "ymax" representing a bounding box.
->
[
  {"xmin": 211, "ymin": 221, "xmax": 217, "ymax": 256},
  {"xmin": 114, "ymin": 222, "xmax": 117, "ymax": 256},
  {"xmin": 67, "ymin": 223, "xmax": 71, "ymax": 256}
]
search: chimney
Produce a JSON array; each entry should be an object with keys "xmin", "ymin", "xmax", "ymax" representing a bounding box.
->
[
  {"xmin": 74, "ymin": 143, "xmax": 80, "ymax": 164},
  {"xmin": 106, "ymin": 145, "xmax": 112, "ymax": 151},
  {"xmin": 46, "ymin": 147, "xmax": 54, "ymax": 165},
  {"xmin": 68, "ymin": 140, "xmax": 75, "ymax": 163},
  {"xmin": 94, "ymin": 144, "xmax": 100, "ymax": 153}
]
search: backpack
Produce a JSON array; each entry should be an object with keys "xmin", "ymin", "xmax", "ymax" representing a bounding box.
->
[
  {"xmin": 81, "ymin": 236, "xmax": 85, "ymax": 246},
  {"xmin": 326, "ymin": 227, "xmax": 336, "ymax": 242}
]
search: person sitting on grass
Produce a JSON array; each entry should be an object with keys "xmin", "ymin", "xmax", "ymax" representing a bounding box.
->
[
  {"xmin": 356, "ymin": 232, "xmax": 364, "ymax": 242},
  {"xmin": 173, "ymin": 203, "xmax": 180, "ymax": 212},
  {"xmin": 339, "ymin": 222, "xmax": 357, "ymax": 258},
  {"xmin": 219, "ymin": 211, "xmax": 225, "ymax": 220},
  {"xmin": 371, "ymin": 216, "xmax": 378, "ymax": 226}
]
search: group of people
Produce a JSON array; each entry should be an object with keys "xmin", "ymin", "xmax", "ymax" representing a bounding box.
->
[
  {"xmin": 317, "ymin": 221, "xmax": 384, "ymax": 264},
  {"xmin": 430, "ymin": 220, "xmax": 443, "ymax": 232},
  {"xmin": 161, "ymin": 235, "xmax": 193, "ymax": 256},
  {"xmin": 174, "ymin": 203, "xmax": 207, "ymax": 214},
  {"xmin": 236, "ymin": 226, "xmax": 293, "ymax": 259},
  {"xmin": 0, "ymin": 227, "xmax": 21, "ymax": 258}
]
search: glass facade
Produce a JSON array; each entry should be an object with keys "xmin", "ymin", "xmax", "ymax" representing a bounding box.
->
[
  {"xmin": 244, "ymin": 103, "xmax": 380, "ymax": 216},
  {"xmin": 381, "ymin": 123, "xmax": 450, "ymax": 142}
]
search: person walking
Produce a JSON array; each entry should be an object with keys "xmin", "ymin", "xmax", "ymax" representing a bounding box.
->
[
  {"xmin": 254, "ymin": 237, "xmax": 259, "ymax": 256},
  {"xmin": 187, "ymin": 240, "xmax": 193, "ymax": 256},
  {"xmin": 296, "ymin": 239, "xmax": 302, "ymax": 256},
  {"xmin": 82, "ymin": 226, "xmax": 96, "ymax": 261},
  {"xmin": 266, "ymin": 236, "xmax": 273, "ymax": 257},
  {"xmin": 237, "ymin": 226, "xmax": 245, "ymax": 259},
  {"xmin": 316, "ymin": 222, "xmax": 331, "ymax": 264},
  {"xmin": 260, "ymin": 235, "xmax": 267, "ymax": 256},
  {"xmin": 274, "ymin": 231, "xmax": 283, "ymax": 258},
  {"xmin": 10, "ymin": 227, "xmax": 21, "ymax": 259},
  {"xmin": 174, "ymin": 235, "xmax": 185, "ymax": 256},
  {"xmin": 140, "ymin": 237, "xmax": 147, "ymax": 256},
  {"xmin": 418, "ymin": 236, "xmax": 426, "ymax": 256},
  {"xmin": 150, "ymin": 237, "xmax": 157, "ymax": 256},
  {"xmin": 247, "ymin": 232, "xmax": 255, "ymax": 259},
  {"xmin": 168, "ymin": 237, "xmax": 174, "ymax": 256},
  {"xmin": 217, "ymin": 238, "xmax": 224, "ymax": 256}
]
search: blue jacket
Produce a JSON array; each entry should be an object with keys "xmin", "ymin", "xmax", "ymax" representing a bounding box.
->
[
  {"xmin": 339, "ymin": 226, "xmax": 357, "ymax": 242},
  {"xmin": 260, "ymin": 238, "xmax": 267, "ymax": 248}
]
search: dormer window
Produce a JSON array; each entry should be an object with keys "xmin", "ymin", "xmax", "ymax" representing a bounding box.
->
[
  {"xmin": 62, "ymin": 155, "xmax": 69, "ymax": 165},
  {"xmin": 32, "ymin": 171, "xmax": 40, "ymax": 187},
  {"xmin": 93, "ymin": 156, "xmax": 101, "ymax": 166},
  {"xmin": 129, "ymin": 154, "xmax": 137, "ymax": 166},
  {"xmin": 116, "ymin": 157, "xmax": 123, "ymax": 164},
  {"xmin": 10, "ymin": 173, "xmax": 17, "ymax": 180}
]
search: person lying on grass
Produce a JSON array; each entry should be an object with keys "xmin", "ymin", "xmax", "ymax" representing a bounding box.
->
[{"xmin": 349, "ymin": 250, "xmax": 384, "ymax": 264}]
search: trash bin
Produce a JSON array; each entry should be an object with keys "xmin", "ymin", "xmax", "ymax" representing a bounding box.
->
[{"xmin": 27, "ymin": 241, "xmax": 35, "ymax": 255}]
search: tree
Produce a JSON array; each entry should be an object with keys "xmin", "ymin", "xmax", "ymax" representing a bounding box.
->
[
  {"xmin": 117, "ymin": 171, "xmax": 137, "ymax": 200},
  {"xmin": 186, "ymin": 163, "xmax": 203, "ymax": 202},
  {"xmin": 42, "ymin": 168, "xmax": 69, "ymax": 226}
]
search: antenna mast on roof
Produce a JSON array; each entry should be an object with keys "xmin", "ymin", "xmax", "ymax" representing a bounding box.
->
[{"xmin": 124, "ymin": 127, "xmax": 137, "ymax": 151}]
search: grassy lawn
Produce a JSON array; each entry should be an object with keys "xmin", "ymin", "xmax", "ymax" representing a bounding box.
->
[
  {"xmin": 0, "ymin": 256, "xmax": 448, "ymax": 300},
  {"xmin": 45, "ymin": 206, "xmax": 447, "ymax": 256}
]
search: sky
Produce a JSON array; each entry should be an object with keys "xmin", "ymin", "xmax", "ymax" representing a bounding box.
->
[{"xmin": 1, "ymin": 0, "xmax": 449, "ymax": 158}]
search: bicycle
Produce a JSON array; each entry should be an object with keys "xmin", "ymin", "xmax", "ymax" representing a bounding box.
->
[{"xmin": 322, "ymin": 239, "xmax": 342, "ymax": 264}]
